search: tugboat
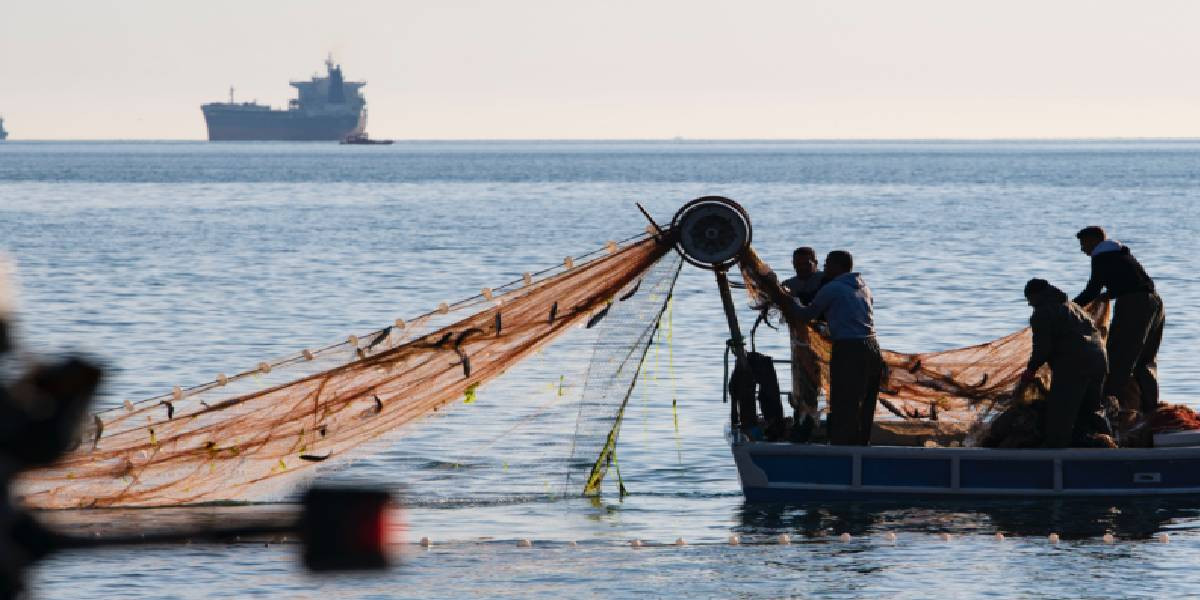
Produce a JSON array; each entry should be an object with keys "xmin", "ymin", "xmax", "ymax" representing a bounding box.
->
[{"xmin": 340, "ymin": 132, "xmax": 393, "ymax": 145}]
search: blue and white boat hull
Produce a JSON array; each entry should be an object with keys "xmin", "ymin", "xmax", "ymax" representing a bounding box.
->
[{"xmin": 733, "ymin": 441, "xmax": 1200, "ymax": 501}]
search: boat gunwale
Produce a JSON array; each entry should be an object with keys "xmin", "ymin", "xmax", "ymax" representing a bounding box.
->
[{"xmin": 735, "ymin": 440, "xmax": 1200, "ymax": 461}]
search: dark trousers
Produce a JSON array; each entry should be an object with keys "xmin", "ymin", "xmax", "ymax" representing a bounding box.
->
[
  {"xmin": 829, "ymin": 337, "xmax": 882, "ymax": 445},
  {"xmin": 1105, "ymin": 291, "xmax": 1165, "ymax": 414},
  {"xmin": 1044, "ymin": 354, "xmax": 1107, "ymax": 448}
]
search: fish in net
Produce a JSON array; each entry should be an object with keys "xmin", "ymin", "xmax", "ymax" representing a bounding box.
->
[{"xmin": 17, "ymin": 233, "xmax": 678, "ymax": 508}]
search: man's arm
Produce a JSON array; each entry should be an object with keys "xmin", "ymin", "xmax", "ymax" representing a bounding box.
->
[
  {"xmin": 1026, "ymin": 310, "xmax": 1054, "ymax": 373},
  {"xmin": 1073, "ymin": 258, "xmax": 1104, "ymax": 306},
  {"xmin": 792, "ymin": 285, "xmax": 835, "ymax": 323}
]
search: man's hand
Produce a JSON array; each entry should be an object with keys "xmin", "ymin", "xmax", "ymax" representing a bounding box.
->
[{"xmin": 1013, "ymin": 368, "xmax": 1037, "ymax": 401}]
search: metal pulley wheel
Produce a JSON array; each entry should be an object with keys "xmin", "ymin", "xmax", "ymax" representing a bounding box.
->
[{"xmin": 670, "ymin": 196, "xmax": 752, "ymax": 270}]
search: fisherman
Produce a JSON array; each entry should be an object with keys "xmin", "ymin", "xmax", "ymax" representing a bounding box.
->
[
  {"xmin": 1072, "ymin": 227, "xmax": 1164, "ymax": 415},
  {"xmin": 789, "ymin": 250, "xmax": 881, "ymax": 445},
  {"xmin": 782, "ymin": 246, "xmax": 825, "ymax": 304},
  {"xmin": 781, "ymin": 246, "xmax": 825, "ymax": 438},
  {"xmin": 1018, "ymin": 278, "xmax": 1109, "ymax": 447}
]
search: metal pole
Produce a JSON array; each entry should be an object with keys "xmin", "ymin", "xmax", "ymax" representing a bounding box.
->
[
  {"xmin": 714, "ymin": 269, "xmax": 746, "ymax": 360},
  {"xmin": 714, "ymin": 268, "xmax": 748, "ymax": 430}
]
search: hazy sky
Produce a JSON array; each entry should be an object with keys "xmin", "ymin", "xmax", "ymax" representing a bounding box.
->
[{"xmin": 3, "ymin": 0, "xmax": 1199, "ymax": 139}]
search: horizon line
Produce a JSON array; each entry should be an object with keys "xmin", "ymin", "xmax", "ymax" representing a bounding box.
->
[{"xmin": 6, "ymin": 136, "xmax": 1200, "ymax": 143}]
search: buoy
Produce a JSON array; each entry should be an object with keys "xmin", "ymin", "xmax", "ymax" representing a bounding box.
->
[
  {"xmin": 728, "ymin": 535, "xmax": 740, "ymax": 546},
  {"xmin": 939, "ymin": 533, "xmax": 952, "ymax": 542},
  {"xmin": 1048, "ymin": 533, "xmax": 1060, "ymax": 544},
  {"xmin": 1102, "ymin": 533, "xmax": 1115, "ymax": 544},
  {"xmin": 883, "ymin": 532, "xmax": 897, "ymax": 543},
  {"xmin": 630, "ymin": 539, "xmax": 643, "ymax": 548},
  {"xmin": 777, "ymin": 533, "xmax": 791, "ymax": 545},
  {"xmin": 995, "ymin": 532, "xmax": 1005, "ymax": 541},
  {"xmin": 839, "ymin": 532, "xmax": 852, "ymax": 542},
  {"xmin": 517, "ymin": 539, "xmax": 532, "ymax": 548},
  {"xmin": 675, "ymin": 537, "xmax": 686, "ymax": 546},
  {"xmin": 419, "ymin": 536, "xmax": 432, "ymax": 548},
  {"xmin": 1157, "ymin": 533, "xmax": 1170, "ymax": 544}
]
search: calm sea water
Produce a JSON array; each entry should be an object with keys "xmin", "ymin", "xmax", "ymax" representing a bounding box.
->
[{"xmin": 3, "ymin": 140, "xmax": 1200, "ymax": 598}]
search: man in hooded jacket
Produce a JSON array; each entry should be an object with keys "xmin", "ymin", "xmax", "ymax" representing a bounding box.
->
[
  {"xmin": 1019, "ymin": 278, "xmax": 1109, "ymax": 447},
  {"xmin": 790, "ymin": 250, "xmax": 881, "ymax": 445},
  {"xmin": 1073, "ymin": 226, "xmax": 1164, "ymax": 414}
]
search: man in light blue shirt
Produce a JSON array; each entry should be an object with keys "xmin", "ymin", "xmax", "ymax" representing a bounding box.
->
[{"xmin": 790, "ymin": 250, "xmax": 882, "ymax": 445}]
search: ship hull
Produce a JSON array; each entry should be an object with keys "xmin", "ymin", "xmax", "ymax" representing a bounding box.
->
[{"xmin": 201, "ymin": 105, "xmax": 364, "ymax": 141}]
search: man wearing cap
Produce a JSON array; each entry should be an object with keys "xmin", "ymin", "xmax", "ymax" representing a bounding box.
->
[
  {"xmin": 1018, "ymin": 279, "xmax": 1109, "ymax": 447},
  {"xmin": 789, "ymin": 250, "xmax": 881, "ymax": 445},
  {"xmin": 1073, "ymin": 226, "xmax": 1165, "ymax": 415}
]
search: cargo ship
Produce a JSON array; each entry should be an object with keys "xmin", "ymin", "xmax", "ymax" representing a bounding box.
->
[{"xmin": 201, "ymin": 58, "xmax": 367, "ymax": 141}]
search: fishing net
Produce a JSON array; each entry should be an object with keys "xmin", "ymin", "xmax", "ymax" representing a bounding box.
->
[
  {"xmin": 567, "ymin": 252, "xmax": 682, "ymax": 496},
  {"xmin": 736, "ymin": 247, "xmax": 1111, "ymax": 432},
  {"xmin": 17, "ymin": 233, "xmax": 677, "ymax": 509}
]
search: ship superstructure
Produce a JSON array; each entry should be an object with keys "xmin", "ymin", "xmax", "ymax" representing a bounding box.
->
[{"xmin": 201, "ymin": 58, "xmax": 367, "ymax": 141}]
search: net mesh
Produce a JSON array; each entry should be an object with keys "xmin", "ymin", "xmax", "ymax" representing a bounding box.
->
[
  {"xmin": 18, "ymin": 235, "xmax": 674, "ymax": 509},
  {"xmin": 737, "ymin": 247, "xmax": 1110, "ymax": 428},
  {"xmin": 567, "ymin": 252, "xmax": 682, "ymax": 496}
]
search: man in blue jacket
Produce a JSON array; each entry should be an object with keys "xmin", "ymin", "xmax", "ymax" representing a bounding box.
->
[
  {"xmin": 789, "ymin": 250, "xmax": 881, "ymax": 445},
  {"xmin": 1073, "ymin": 226, "xmax": 1165, "ymax": 415}
]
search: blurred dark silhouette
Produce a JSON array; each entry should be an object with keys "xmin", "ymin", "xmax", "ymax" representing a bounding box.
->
[{"xmin": 0, "ymin": 278, "xmax": 396, "ymax": 599}]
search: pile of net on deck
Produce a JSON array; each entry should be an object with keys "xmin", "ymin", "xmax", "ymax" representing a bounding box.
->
[
  {"xmin": 18, "ymin": 233, "xmax": 680, "ymax": 509},
  {"xmin": 736, "ymin": 247, "xmax": 1118, "ymax": 445}
]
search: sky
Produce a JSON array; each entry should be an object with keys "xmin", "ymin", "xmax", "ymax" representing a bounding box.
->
[{"xmin": 2, "ymin": 0, "xmax": 1199, "ymax": 139}]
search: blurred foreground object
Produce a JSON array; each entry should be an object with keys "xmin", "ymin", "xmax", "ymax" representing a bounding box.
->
[{"xmin": 0, "ymin": 261, "xmax": 397, "ymax": 598}]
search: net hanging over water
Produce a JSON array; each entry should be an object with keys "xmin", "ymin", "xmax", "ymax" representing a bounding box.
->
[
  {"xmin": 568, "ymin": 252, "xmax": 682, "ymax": 496},
  {"xmin": 18, "ymin": 233, "xmax": 678, "ymax": 509}
]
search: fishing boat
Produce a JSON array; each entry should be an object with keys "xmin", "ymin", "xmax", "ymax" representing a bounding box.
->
[{"xmin": 669, "ymin": 197, "xmax": 1200, "ymax": 502}]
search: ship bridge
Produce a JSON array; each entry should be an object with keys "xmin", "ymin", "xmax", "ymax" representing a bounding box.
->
[{"xmin": 290, "ymin": 59, "xmax": 365, "ymax": 115}]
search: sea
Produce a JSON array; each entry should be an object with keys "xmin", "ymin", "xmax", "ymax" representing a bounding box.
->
[{"xmin": 2, "ymin": 140, "xmax": 1200, "ymax": 598}]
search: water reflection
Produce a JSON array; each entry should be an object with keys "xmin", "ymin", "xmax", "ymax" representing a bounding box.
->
[{"xmin": 737, "ymin": 498, "xmax": 1200, "ymax": 540}]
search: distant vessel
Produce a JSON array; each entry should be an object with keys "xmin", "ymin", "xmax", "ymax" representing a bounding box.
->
[
  {"xmin": 0, "ymin": 117, "xmax": 7, "ymax": 141},
  {"xmin": 340, "ymin": 133, "xmax": 393, "ymax": 145},
  {"xmin": 201, "ymin": 57, "xmax": 367, "ymax": 141}
]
